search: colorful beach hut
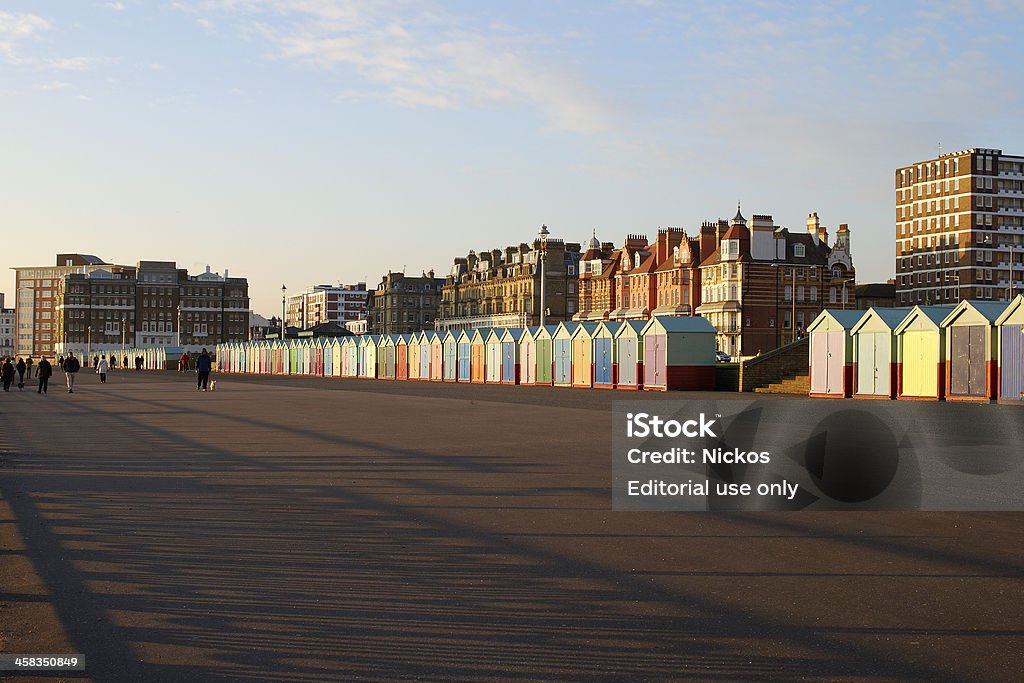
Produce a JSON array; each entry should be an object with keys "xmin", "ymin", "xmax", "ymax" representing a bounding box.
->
[
  {"xmin": 613, "ymin": 321, "xmax": 646, "ymax": 390},
  {"xmin": 361, "ymin": 335, "xmax": 380, "ymax": 379},
  {"xmin": 443, "ymin": 331, "xmax": 458, "ymax": 382},
  {"xmin": 807, "ymin": 310, "xmax": 863, "ymax": 398},
  {"xmin": 428, "ymin": 332, "xmax": 444, "ymax": 381},
  {"xmin": 894, "ymin": 305, "xmax": 952, "ymax": 400},
  {"xmin": 396, "ymin": 334, "xmax": 411, "ymax": 380},
  {"xmin": 500, "ymin": 328, "xmax": 524, "ymax": 384},
  {"xmin": 379, "ymin": 335, "xmax": 397, "ymax": 379},
  {"xmin": 850, "ymin": 307, "xmax": 912, "ymax": 399},
  {"xmin": 552, "ymin": 322, "xmax": 580, "ymax": 387},
  {"xmin": 519, "ymin": 327, "xmax": 540, "ymax": 386},
  {"xmin": 640, "ymin": 316, "xmax": 717, "ymax": 391},
  {"xmin": 457, "ymin": 330, "xmax": 472, "ymax": 382},
  {"xmin": 485, "ymin": 329, "xmax": 504, "ymax": 384},
  {"xmin": 594, "ymin": 321, "xmax": 625, "ymax": 389},
  {"xmin": 470, "ymin": 328, "xmax": 491, "ymax": 384},
  {"xmin": 418, "ymin": 331, "xmax": 432, "ymax": 380},
  {"xmin": 571, "ymin": 322, "xmax": 601, "ymax": 388},
  {"xmin": 941, "ymin": 300, "xmax": 1006, "ymax": 402},
  {"xmin": 408, "ymin": 333, "xmax": 422, "ymax": 380},
  {"xmin": 995, "ymin": 295, "xmax": 1024, "ymax": 403}
]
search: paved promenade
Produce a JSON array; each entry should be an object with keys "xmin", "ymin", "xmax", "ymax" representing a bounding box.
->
[{"xmin": 0, "ymin": 370, "xmax": 1021, "ymax": 682}]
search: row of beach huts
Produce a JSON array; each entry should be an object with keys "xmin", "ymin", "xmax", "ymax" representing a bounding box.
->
[
  {"xmin": 215, "ymin": 317, "xmax": 719, "ymax": 391},
  {"xmin": 807, "ymin": 296, "xmax": 1024, "ymax": 403}
]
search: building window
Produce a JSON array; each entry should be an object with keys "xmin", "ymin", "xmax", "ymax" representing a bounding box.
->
[{"xmin": 794, "ymin": 244, "xmax": 805, "ymax": 258}]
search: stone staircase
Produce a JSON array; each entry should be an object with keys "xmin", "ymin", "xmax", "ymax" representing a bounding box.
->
[
  {"xmin": 753, "ymin": 371, "xmax": 809, "ymax": 394},
  {"xmin": 739, "ymin": 337, "xmax": 809, "ymax": 393}
]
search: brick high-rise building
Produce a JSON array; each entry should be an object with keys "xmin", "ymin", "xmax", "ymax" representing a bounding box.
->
[
  {"xmin": 12, "ymin": 254, "xmax": 131, "ymax": 357},
  {"xmin": 0, "ymin": 293, "xmax": 14, "ymax": 359},
  {"xmin": 896, "ymin": 147, "xmax": 1024, "ymax": 306},
  {"xmin": 286, "ymin": 283, "xmax": 369, "ymax": 330},
  {"xmin": 14, "ymin": 256, "xmax": 249, "ymax": 357}
]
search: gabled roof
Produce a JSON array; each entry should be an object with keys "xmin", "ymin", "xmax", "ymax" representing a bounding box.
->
[
  {"xmin": 850, "ymin": 306, "xmax": 915, "ymax": 334},
  {"xmin": 501, "ymin": 327, "xmax": 526, "ymax": 341},
  {"xmin": 994, "ymin": 295, "xmax": 1024, "ymax": 326},
  {"xmin": 613, "ymin": 319, "xmax": 648, "ymax": 337},
  {"xmin": 806, "ymin": 309, "xmax": 865, "ymax": 332},
  {"xmin": 597, "ymin": 320, "xmax": 626, "ymax": 336},
  {"xmin": 893, "ymin": 305, "xmax": 956, "ymax": 334},
  {"xmin": 641, "ymin": 315, "xmax": 716, "ymax": 335},
  {"xmin": 941, "ymin": 299, "xmax": 1010, "ymax": 327},
  {"xmin": 569, "ymin": 322, "xmax": 601, "ymax": 338}
]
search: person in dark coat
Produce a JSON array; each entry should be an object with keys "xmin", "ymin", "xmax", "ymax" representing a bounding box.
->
[
  {"xmin": 16, "ymin": 357, "xmax": 26, "ymax": 389},
  {"xmin": 57, "ymin": 356, "xmax": 65, "ymax": 371},
  {"xmin": 25, "ymin": 357, "xmax": 33, "ymax": 381},
  {"xmin": 64, "ymin": 353, "xmax": 81, "ymax": 393},
  {"xmin": 36, "ymin": 357, "xmax": 52, "ymax": 394},
  {"xmin": 123, "ymin": 355, "xmax": 129, "ymax": 369},
  {"xmin": 1, "ymin": 358, "xmax": 14, "ymax": 392},
  {"xmin": 196, "ymin": 348, "xmax": 212, "ymax": 391}
]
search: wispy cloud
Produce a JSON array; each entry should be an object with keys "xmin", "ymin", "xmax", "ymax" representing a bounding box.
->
[
  {"xmin": 102, "ymin": 2, "xmax": 127, "ymax": 10},
  {"xmin": 176, "ymin": 0, "xmax": 613, "ymax": 134}
]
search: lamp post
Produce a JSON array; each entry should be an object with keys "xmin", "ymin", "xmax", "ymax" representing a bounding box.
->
[
  {"xmin": 86, "ymin": 324, "xmax": 91, "ymax": 366},
  {"xmin": 121, "ymin": 316, "xmax": 126, "ymax": 363},
  {"xmin": 175, "ymin": 304, "xmax": 181, "ymax": 347},
  {"xmin": 281, "ymin": 285, "xmax": 287, "ymax": 338},
  {"xmin": 538, "ymin": 224, "xmax": 549, "ymax": 327}
]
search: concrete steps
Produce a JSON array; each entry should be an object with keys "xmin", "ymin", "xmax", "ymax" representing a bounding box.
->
[{"xmin": 753, "ymin": 373, "xmax": 809, "ymax": 395}]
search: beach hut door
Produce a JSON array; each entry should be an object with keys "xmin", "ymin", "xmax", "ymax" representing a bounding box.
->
[{"xmin": 1000, "ymin": 325, "xmax": 1024, "ymax": 400}]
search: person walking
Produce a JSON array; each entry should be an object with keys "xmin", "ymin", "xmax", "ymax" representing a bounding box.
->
[
  {"xmin": 16, "ymin": 357, "xmax": 27, "ymax": 390},
  {"xmin": 1, "ymin": 358, "xmax": 14, "ymax": 392},
  {"xmin": 180, "ymin": 352, "xmax": 190, "ymax": 373},
  {"xmin": 123, "ymin": 356, "xmax": 129, "ymax": 369},
  {"xmin": 25, "ymin": 357, "xmax": 33, "ymax": 382},
  {"xmin": 196, "ymin": 348, "xmax": 212, "ymax": 391},
  {"xmin": 36, "ymin": 357, "xmax": 52, "ymax": 394},
  {"xmin": 97, "ymin": 355, "xmax": 109, "ymax": 384},
  {"xmin": 64, "ymin": 353, "xmax": 81, "ymax": 393},
  {"xmin": 57, "ymin": 356, "xmax": 65, "ymax": 371}
]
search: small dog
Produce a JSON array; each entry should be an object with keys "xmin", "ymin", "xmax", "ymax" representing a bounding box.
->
[{"xmin": 210, "ymin": 380, "xmax": 217, "ymax": 391}]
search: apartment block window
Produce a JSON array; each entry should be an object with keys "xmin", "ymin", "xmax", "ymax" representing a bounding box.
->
[
  {"xmin": 810, "ymin": 286, "xmax": 817, "ymax": 302},
  {"xmin": 797, "ymin": 286, "xmax": 805, "ymax": 302},
  {"xmin": 784, "ymin": 285, "xmax": 792, "ymax": 302},
  {"xmin": 829, "ymin": 287, "xmax": 837, "ymax": 304}
]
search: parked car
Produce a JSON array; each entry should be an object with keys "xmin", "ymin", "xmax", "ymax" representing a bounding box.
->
[{"xmin": 715, "ymin": 350, "xmax": 732, "ymax": 363}]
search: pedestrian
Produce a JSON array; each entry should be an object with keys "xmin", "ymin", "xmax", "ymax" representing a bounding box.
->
[
  {"xmin": 97, "ymin": 355, "xmax": 109, "ymax": 384},
  {"xmin": 123, "ymin": 356, "xmax": 129, "ymax": 369},
  {"xmin": 136, "ymin": 355, "xmax": 143, "ymax": 370},
  {"xmin": 196, "ymin": 348, "xmax": 212, "ymax": 391},
  {"xmin": 1, "ymin": 358, "xmax": 13, "ymax": 392},
  {"xmin": 64, "ymin": 353, "xmax": 81, "ymax": 393},
  {"xmin": 110, "ymin": 354, "xmax": 117, "ymax": 371},
  {"xmin": 36, "ymin": 356, "xmax": 52, "ymax": 394},
  {"xmin": 180, "ymin": 352, "xmax": 190, "ymax": 373},
  {"xmin": 25, "ymin": 357, "xmax": 33, "ymax": 381},
  {"xmin": 93, "ymin": 355, "xmax": 99, "ymax": 369},
  {"xmin": 57, "ymin": 356, "xmax": 65, "ymax": 371},
  {"xmin": 16, "ymin": 357, "xmax": 26, "ymax": 390}
]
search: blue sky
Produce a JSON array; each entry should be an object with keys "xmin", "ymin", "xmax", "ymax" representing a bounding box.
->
[{"xmin": 2, "ymin": 0, "xmax": 1023, "ymax": 315}]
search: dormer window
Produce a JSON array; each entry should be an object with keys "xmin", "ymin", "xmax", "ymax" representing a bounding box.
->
[
  {"xmin": 794, "ymin": 244, "xmax": 805, "ymax": 258},
  {"xmin": 723, "ymin": 239, "xmax": 739, "ymax": 260},
  {"xmin": 673, "ymin": 246, "xmax": 680, "ymax": 263},
  {"xmin": 634, "ymin": 253, "xmax": 642, "ymax": 269}
]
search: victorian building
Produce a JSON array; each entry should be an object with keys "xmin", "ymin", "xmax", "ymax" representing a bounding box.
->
[
  {"xmin": 367, "ymin": 271, "xmax": 445, "ymax": 335},
  {"xmin": 435, "ymin": 229, "xmax": 582, "ymax": 331},
  {"xmin": 696, "ymin": 208, "xmax": 855, "ymax": 358}
]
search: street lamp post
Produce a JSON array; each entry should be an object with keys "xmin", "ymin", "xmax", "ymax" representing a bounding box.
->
[
  {"xmin": 281, "ymin": 285, "xmax": 287, "ymax": 338},
  {"xmin": 121, "ymin": 316, "xmax": 126, "ymax": 363},
  {"xmin": 538, "ymin": 225, "xmax": 549, "ymax": 327}
]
